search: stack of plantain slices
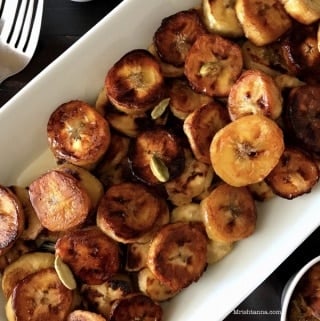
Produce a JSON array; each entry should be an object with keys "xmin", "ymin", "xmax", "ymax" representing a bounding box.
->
[{"xmin": 1, "ymin": 0, "xmax": 320, "ymax": 320}]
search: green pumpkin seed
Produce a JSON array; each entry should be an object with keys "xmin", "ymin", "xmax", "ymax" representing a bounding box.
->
[
  {"xmin": 150, "ymin": 154, "xmax": 170, "ymax": 182},
  {"xmin": 54, "ymin": 255, "xmax": 77, "ymax": 290},
  {"xmin": 151, "ymin": 98, "xmax": 170, "ymax": 119}
]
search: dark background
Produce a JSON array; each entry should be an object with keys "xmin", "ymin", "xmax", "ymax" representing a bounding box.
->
[{"xmin": 0, "ymin": 1, "xmax": 319, "ymax": 320}]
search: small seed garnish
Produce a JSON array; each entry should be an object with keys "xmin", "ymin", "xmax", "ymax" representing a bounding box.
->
[
  {"xmin": 150, "ymin": 154, "xmax": 170, "ymax": 182},
  {"xmin": 54, "ymin": 255, "xmax": 77, "ymax": 290},
  {"xmin": 199, "ymin": 62, "xmax": 221, "ymax": 77},
  {"xmin": 151, "ymin": 98, "xmax": 170, "ymax": 119}
]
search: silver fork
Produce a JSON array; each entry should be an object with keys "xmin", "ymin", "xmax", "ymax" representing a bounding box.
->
[{"xmin": 0, "ymin": 0, "xmax": 43, "ymax": 84}]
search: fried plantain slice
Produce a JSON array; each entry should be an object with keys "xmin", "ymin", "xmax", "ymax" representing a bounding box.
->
[
  {"xmin": 105, "ymin": 49, "xmax": 166, "ymax": 115},
  {"xmin": 184, "ymin": 33, "xmax": 243, "ymax": 97},
  {"xmin": 153, "ymin": 9, "xmax": 207, "ymax": 67},
  {"xmin": 266, "ymin": 147, "xmax": 319, "ymax": 199}
]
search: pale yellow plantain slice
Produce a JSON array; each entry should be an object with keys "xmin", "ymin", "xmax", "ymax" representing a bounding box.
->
[{"xmin": 67, "ymin": 310, "xmax": 107, "ymax": 321}]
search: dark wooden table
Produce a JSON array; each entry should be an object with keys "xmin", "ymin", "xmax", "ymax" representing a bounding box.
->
[{"xmin": 0, "ymin": 1, "xmax": 319, "ymax": 320}]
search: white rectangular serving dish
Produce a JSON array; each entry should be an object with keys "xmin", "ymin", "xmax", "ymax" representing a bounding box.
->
[{"xmin": 0, "ymin": 0, "xmax": 319, "ymax": 320}]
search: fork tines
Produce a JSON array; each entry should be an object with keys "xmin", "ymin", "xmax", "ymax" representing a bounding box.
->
[{"xmin": 0, "ymin": 0, "xmax": 41, "ymax": 53}]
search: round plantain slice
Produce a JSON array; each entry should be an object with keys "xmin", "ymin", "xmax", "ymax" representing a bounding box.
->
[
  {"xmin": 147, "ymin": 222, "xmax": 207, "ymax": 292},
  {"xmin": 184, "ymin": 33, "xmax": 243, "ymax": 97},
  {"xmin": 210, "ymin": 114, "xmax": 285, "ymax": 187},
  {"xmin": 29, "ymin": 169, "xmax": 92, "ymax": 232},
  {"xmin": 281, "ymin": 23, "xmax": 320, "ymax": 83},
  {"xmin": 202, "ymin": 0, "xmax": 244, "ymax": 37},
  {"xmin": 47, "ymin": 100, "xmax": 111, "ymax": 169},
  {"xmin": 105, "ymin": 49, "xmax": 166, "ymax": 116},
  {"xmin": 128, "ymin": 127, "xmax": 185, "ymax": 185},
  {"xmin": 67, "ymin": 310, "xmax": 107, "ymax": 321},
  {"xmin": 266, "ymin": 147, "xmax": 319, "ymax": 199},
  {"xmin": 1, "ymin": 252, "xmax": 55, "ymax": 300},
  {"xmin": 138, "ymin": 267, "xmax": 179, "ymax": 302},
  {"xmin": 81, "ymin": 274, "xmax": 133, "ymax": 318},
  {"xmin": 168, "ymin": 78, "xmax": 213, "ymax": 120},
  {"xmin": 0, "ymin": 185, "xmax": 24, "ymax": 256},
  {"xmin": 96, "ymin": 182, "xmax": 162, "ymax": 243},
  {"xmin": 235, "ymin": 0, "xmax": 292, "ymax": 46},
  {"xmin": 109, "ymin": 293, "xmax": 163, "ymax": 321},
  {"xmin": 285, "ymin": 85, "xmax": 320, "ymax": 155},
  {"xmin": 55, "ymin": 226, "xmax": 120, "ymax": 285},
  {"xmin": 200, "ymin": 183, "xmax": 257, "ymax": 243},
  {"xmin": 6, "ymin": 267, "xmax": 73, "ymax": 321},
  {"xmin": 227, "ymin": 69, "xmax": 283, "ymax": 121},
  {"xmin": 183, "ymin": 101, "xmax": 230, "ymax": 164},
  {"xmin": 153, "ymin": 9, "xmax": 207, "ymax": 67}
]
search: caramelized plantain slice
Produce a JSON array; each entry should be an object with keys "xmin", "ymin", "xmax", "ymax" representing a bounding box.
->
[
  {"xmin": 266, "ymin": 147, "xmax": 319, "ymax": 199},
  {"xmin": 153, "ymin": 9, "xmax": 207, "ymax": 67},
  {"xmin": 105, "ymin": 49, "xmax": 166, "ymax": 115},
  {"xmin": 128, "ymin": 127, "xmax": 185, "ymax": 185}
]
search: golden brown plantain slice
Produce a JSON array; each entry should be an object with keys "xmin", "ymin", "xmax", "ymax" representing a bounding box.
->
[
  {"xmin": 200, "ymin": 183, "xmax": 257, "ymax": 242},
  {"xmin": 184, "ymin": 33, "xmax": 243, "ymax": 97},
  {"xmin": 281, "ymin": 23, "xmax": 320, "ymax": 83},
  {"xmin": 248, "ymin": 180, "xmax": 275, "ymax": 202},
  {"xmin": 81, "ymin": 274, "xmax": 133, "ymax": 318},
  {"xmin": 47, "ymin": 100, "xmax": 111, "ymax": 169},
  {"xmin": 206, "ymin": 238, "xmax": 234, "ymax": 264},
  {"xmin": 138, "ymin": 267, "xmax": 179, "ymax": 302},
  {"xmin": 125, "ymin": 241, "xmax": 150, "ymax": 272},
  {"xmin": 285, "ymin": 85, "xmax": 320, "ymax": 155},
  {"xmin": 109, "ymin": 293, "xmax": 163, "ymax": 321},
  {"xmin": 266, "ymin": 147, "xmax": 319, "ymax": 199},
  {"xmin": 105, "ymin": 49, "xmax": 166, "ymax": 115},
  {"xmin": 227, "ymin": 69, "xmax": 283, "ymax": 121},
  {"xmin": 67, "ymin": 310, "xmax": 107, "ymax": 321},
  {"xmin": 9, "ymin": 185, "xmax": 43, "ymax": 240},
  {"xmin": 153, "ymin": 9, "xmax": 207, "ymax": 67},
  {"xmin": 210, "ymin": 114, "xmax": 285, "ymax": 187},
  {"xmin": 96, "ymin": 182, "xmax": 162, "ymax": 243},
  {"xmin": 29, "ymin": 169, "xmax": 91, "ymax": 232},
  {"xmin": 235, "ymin": 0, "xmax": 292, "ymax": 46},
  {"xmin": 280, "ymin": 0, "xmax": 320, "ymax": 25},
  {"xmin": 147, "ymin": 222, "xmax": 207, "ymax": 292},
  {"xmin": 55, "ymin": 226, "xmax": 120, "ymax": 285},
  {"xmin": 0, "ymin": 185, "xmax": 24, "ymax": 255},
  {"xmin": 2, "ymin": 251, "xmax": 55, "ymax": 300},
  {"xmin": 128, "ymin": 127, "xmax": 185, "ymax": 185},
  {"xmin": 202, "ymin": 0, "xmax": 243, "ymax": 37},
  {"xmin": 6, "ymin": 267, "xmax": 73, "ymax": 321},
  {"xmin": 183, "ymin": 101, "xmax": 230, "ymax": 164},
  {"xmin": 168, "ymin": 78, "xmax": 213, "ymax": 120}
]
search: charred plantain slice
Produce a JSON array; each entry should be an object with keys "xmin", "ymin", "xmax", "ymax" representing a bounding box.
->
[
  {"xmin": 285, "ymin": 84, "xmax": 320, "ymax": 155},
  {"xmin": 128, "ymin": 127, "xmax": 185, "ymax": 185},
  {"xmin": 153, "ymin": 9, "xmax": 207, "ymax": 67},
  {"xmin": 47, "ymin": 100, "xmax": 111, "ymax": 169},
  {"xmin": 168, "ymin": 78, "xmax": 213, "ymax": 120},
  {"xmin": 0, "ymin": 185, "xmax": 24, "ymax": 256},
  {"xmin": 96, "ymin": 182, "xmax": 162, "ymax": 243},
  {"xmin": 55, "ymin": 226, "xmax": 120, "ymax": 285},
  {"xmin": 184, "ymin": 33, "xmax": 243, "ymax": 97},
  {"xmin": 6, "ymin": 267, "xmax": 73, "ymax": 321},
  {"xmin": 200, "ymin": 183, "xmax": 257, "ymax": 243},
  {"xmin": 105, "ymin": 49, "xmax": 166, "ymax": 116},
  {"xmin": 281, "ymin": 23, "xmax": 320, "ymax": 83},
  {"xmin": 29, "ymin": 170, "xmax": 91, "ymax": 232},
  {"xmin": 109, "ymin": 293, "xmax": 163, "ymax": 321},
  {"xmin": 147, "ymin": 222, "xmax": 207, "ymax": 292},
  {"xmin": 266, "ymin": 147, "xmax": 319, "ymax": 199}
]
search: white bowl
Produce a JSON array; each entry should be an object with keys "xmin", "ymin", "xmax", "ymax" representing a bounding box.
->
[{"xmin": 281, "ymin": 256, "xmax": 320, "ymax": 321}]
